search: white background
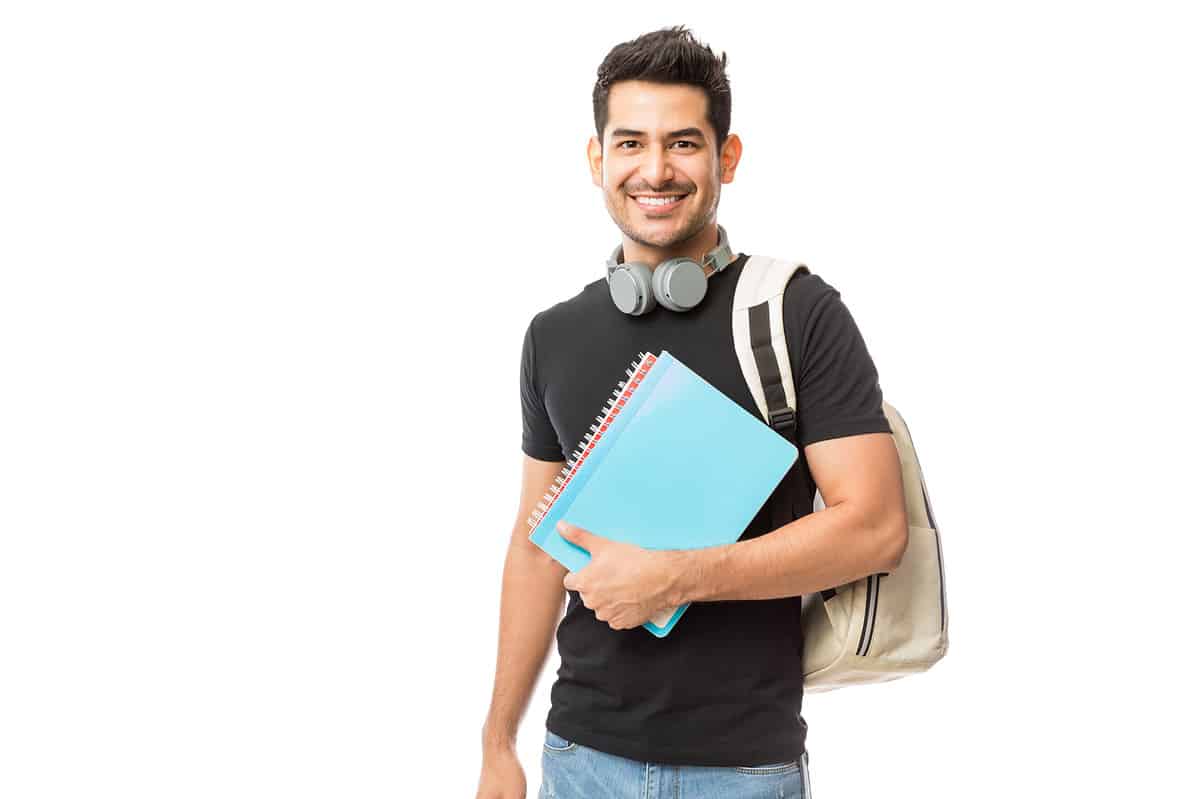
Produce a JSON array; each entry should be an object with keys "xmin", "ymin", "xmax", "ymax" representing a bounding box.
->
[{"xmin": 2, "ymin": 2, "xmax": 1196, "ymax": 796}]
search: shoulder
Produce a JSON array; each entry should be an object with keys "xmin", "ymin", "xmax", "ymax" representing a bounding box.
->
[
  {"xmin": 781, "ymin": 266, "xmax": 839, "ymax": 309},
  {"xmin": 771, "ymin": 264, "xmax": 871, "ymax": 364},
  {"xmin": 759, "ymin": 263, "xmax": 842, "ymax": 338},
  {"xmin": 529, "ymin": 277, "xmax": 609, "ymax": 334}
]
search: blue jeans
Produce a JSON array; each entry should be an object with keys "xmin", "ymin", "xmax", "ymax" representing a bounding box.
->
[{"xmin": 539, "ymin": 728, "xmax": 811, "ymax": 799}]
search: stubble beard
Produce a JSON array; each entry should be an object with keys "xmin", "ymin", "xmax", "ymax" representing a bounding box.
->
[{"xmin": 607, "ymin": 189, "xmax": 719, "ymax": 254}]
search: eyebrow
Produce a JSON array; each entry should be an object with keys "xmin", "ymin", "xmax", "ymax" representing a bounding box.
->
[{"xmin": 610, "ymin": 127, "xmax": 705, "ymax": 140}]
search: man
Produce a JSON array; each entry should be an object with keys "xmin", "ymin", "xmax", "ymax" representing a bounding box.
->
[{"xmin": 476, "ymin": 26, "xmax": 907, "ymax": 799}]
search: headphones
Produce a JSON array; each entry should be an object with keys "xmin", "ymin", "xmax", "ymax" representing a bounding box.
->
[{"xmin": 605, "ymin": 224, "xmax": 737, "ymax": 316}]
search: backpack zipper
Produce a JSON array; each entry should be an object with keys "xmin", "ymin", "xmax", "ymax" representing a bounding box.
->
[{"xmin": 856, "ymin": 574, "xmax": 880, "ymax": 655}]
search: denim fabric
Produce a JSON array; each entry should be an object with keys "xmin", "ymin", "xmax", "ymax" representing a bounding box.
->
[{"xmin": 538, "ymin": 728, "xmax": 811, "ymax": 799}]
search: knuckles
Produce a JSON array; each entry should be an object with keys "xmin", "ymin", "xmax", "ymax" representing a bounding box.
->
[{"xmin": 575, "ymin": 591, "xmax": 643, "ymax": 630}]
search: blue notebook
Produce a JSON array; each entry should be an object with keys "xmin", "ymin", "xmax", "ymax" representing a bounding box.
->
[{"xmin": 527, "ymin": 350, "xmax": 798, "ymax": 637}]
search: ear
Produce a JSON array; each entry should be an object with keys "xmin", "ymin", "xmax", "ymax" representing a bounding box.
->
[
  {"xmin": 588, "ymin": 136, "xmax": 604, "ymax": 188},
  {"xmin": 719, "ymin": 133, "xmax": 743, "ymax": 184}
]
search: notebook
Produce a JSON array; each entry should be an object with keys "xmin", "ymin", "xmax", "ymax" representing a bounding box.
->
[{"xmin": 526, "ymin": 349, "xmax": 799, "ymax": 637}]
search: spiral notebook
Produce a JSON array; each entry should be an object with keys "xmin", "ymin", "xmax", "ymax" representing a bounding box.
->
[{"xmin": 526, "ymin": 349, "xmax": 799, "ymax": 637}]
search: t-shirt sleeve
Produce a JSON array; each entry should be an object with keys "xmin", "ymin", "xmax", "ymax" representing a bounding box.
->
[
  {"xmin": 785, "ymin": 276, "xmax": 892, "ymax": 448},
  {"xmin": 519, "ymin": 316, "xmax": 566, "ymax": 462}
]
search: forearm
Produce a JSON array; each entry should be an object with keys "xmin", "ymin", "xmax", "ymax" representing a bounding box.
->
[
  {"xmin": 481, "ymin": 537, "xmax": 566, "ymax": 750},
  {"xmin": 675, "ymin": 501, "xmax": 903, "ymax": 603}
]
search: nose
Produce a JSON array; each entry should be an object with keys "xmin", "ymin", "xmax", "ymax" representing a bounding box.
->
[{"xmin": 639, "ymin": 144, "xmax": 674, "ymax": 188}]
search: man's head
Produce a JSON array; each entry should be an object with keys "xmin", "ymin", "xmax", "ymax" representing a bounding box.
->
[{"xmin": 588, "ymin": 26, "xmax": 742, "ymax": 265}]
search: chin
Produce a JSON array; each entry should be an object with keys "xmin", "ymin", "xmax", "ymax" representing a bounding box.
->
[{"xmin": 627, "ymin": 226, "xmax": 683, "ymax": 249}]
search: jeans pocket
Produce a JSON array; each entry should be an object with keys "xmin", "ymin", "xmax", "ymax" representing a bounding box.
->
[{"xmin": 543, "ymin": 728, "xmax": 577, "ymax": 753}]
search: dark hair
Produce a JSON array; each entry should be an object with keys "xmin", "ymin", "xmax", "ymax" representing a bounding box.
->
[{"xmin": 592, "ymin": 25, "xmax": 731, "ymax": 152}]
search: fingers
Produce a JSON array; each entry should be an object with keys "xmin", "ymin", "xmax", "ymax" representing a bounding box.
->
[{"xmin": 571, "ymin": 592, "xmax": 639, "ymax": 631}]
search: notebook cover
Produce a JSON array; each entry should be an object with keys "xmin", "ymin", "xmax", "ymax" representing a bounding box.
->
[{"xmin": 527, "ymin": 350, "xmax": 798, "ymax": 637}]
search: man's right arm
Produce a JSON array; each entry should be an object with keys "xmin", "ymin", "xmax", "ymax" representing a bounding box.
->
[{"xmin": 480, "ymin": 454, "xmax": 569, "ymax": 753}]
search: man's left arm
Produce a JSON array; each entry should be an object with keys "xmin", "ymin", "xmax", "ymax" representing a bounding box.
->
[{"xmin": 672, "ymin": 430, "xmax": 908, "ymax": 604}]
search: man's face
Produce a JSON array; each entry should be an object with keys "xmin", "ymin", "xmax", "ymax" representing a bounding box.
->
[{"xmin": 588, "ymin": 80, "xmax": 739, "ymax": 252}]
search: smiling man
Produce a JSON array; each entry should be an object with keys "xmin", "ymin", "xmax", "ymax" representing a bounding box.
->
[
  {"xmin": 477, "ymin": 25, "xmax": 906, "ymax": 799},
  {"xmin": 594, "ymin": 88, "xmax": 727, "ymax": 261}
]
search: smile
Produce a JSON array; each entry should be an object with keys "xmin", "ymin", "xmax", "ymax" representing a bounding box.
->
[{"xmin": 630, "ymin": 194, "xmax": 688, "ymax": 213}]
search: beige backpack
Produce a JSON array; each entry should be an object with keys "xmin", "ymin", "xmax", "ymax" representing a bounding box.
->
[{"xmin": 731, "ymin": 255, "xmax": 949, "ymax": 692}]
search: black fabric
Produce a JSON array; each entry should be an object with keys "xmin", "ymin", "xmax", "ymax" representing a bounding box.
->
[
  {"xmin": 747, "ymin": 300, "xmax": 790, "ymax": 427},
  {"xmin": 518, "ymin": 252, "xmax": 892, "ymax": 767}
]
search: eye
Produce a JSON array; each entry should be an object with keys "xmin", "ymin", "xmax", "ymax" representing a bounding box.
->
[
  {"xmin": 673, "ymin": 141, "xmax": 698, "ymax": 149},
  {"xmin": 616, "ymin": 140, "xmax": 639, "ymax": 149}
]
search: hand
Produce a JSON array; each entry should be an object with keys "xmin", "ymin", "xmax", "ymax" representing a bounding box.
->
[
  {"xmin": 475, "ymin": 744, "xmax": 525, "ymax": 799},
  {"xmin": 558, "ymin": 520, "xmax": 684, "ymax": 630}
]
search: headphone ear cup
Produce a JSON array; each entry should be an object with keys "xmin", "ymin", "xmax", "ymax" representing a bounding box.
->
[
  {"xmin": 608, "ymin": 261, "xmax": 656, "ymax": 315},
  {"xmin": 652, "ymin": 258, "xmax": 709, "ymax": 312}
]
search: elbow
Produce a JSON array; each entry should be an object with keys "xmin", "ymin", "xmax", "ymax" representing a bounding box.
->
[{"xmin": 879, "ymin": 517, "xmax": 909, "ymax": 572}]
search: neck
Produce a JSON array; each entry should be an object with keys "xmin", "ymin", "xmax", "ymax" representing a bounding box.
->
[{"xmin": 620, "ymin": 223, "xmax": 721, "ymax": 276}]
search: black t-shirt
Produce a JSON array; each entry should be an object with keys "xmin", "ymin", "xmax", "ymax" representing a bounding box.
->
[{"xmin": 519, "ymin": 252, "xmax": 892, "ymax": 767}]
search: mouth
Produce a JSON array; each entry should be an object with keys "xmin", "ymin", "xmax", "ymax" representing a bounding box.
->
[{"xmin": 629, "ymin": 193, "xmax": 689, "ymax": 215}]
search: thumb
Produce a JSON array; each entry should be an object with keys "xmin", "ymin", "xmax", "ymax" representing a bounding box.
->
[{"xmin": 557, "ymin": 520, "xmax": 594, "ymax": 547}]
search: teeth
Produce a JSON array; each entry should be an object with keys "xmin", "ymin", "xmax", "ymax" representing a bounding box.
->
[{"xmin": 634, "ymin": 195, "xmax": 684, "ymax": 206}]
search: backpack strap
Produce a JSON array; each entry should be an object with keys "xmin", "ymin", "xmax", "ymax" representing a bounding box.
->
[
  {"xmin": 732, "ymin": 255, "xmax": 811, "ymax": 438},
  {"xmin": 732, "ymin": 255, "xmax": 811, "ymax": 532}
]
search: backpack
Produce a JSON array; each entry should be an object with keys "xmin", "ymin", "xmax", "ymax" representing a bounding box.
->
[{"xmin": 730, "ymin": 254, "xmax": 949, "ymax": 692}]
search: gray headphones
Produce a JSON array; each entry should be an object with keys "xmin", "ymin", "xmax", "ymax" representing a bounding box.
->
[{"xmin": 605, "ymin": 224, "xmax": 737, "ymax": 316}]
